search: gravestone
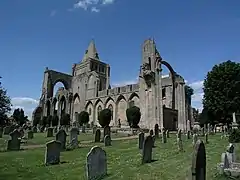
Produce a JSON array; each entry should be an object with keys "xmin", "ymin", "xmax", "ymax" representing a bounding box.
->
[
  {"xmin": 70, "ymin": 127, "xmax": 79, "ymax": 148},
  {"xmin": 47, "ymin": 127, "xmax": 54, "ymax": 137},
  {"xmin": 28, "ymin": 130, "xmax": 34, "ymax": 139},
  {"xmin": 0, "ymin": 127, "xmax": 3, "ymax": 138},
  {"xmin": 103, "ymin": 126, "xmax": 111, "ymax": 138},
  {"xmin": 226, "ymin": 143, "xmax": 236, "ymax": 164},
  {"xmin": 138, "ymin": 132, "xmax": 144, "ymax": 149},
  {"xmin": 7, "ymin": 129, "xmax": 21, "ymax": 151},
  {"xmin": 149, "ymin": 129, "xmax": 154, "ymax": 136},
  {"xmin": 162, "ymin": 129, "xmax": 167, "ymax": 143},
  {"xmin": 45, "ymin": 140, "xmax": 61, "ymax": 165},
  {"xmin": 95, "ymin": 129, "xmax": 101, "ymax": 143},
  {"xmin": 142, "ymin": 135, "xmax": 153, "ymax": 164},
  {"xmin": 104, "ymin": 135, "xmax": 111, "ymax": 146},
  {"xmin": 191, "ymin": 140, "xmax": 206, "ymax": 180},
  {"xmin": 154, "ymin": 124, "xmax": 159, "ymax": 138},
  {"xmin": 86, "ymin": 146, "xmax": 107, "ymax": 180},
  {"xmin": 3, "ymin": 126, "xmax": 10, "ymax": 135},
  {"xmin": 56, "ymin": 129, "xmax": 67, "ymax": 150}
]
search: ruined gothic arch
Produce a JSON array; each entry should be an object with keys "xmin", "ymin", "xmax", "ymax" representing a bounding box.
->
[
  {"xmin": 73, "ymin": 93, "xmax": 80, "ymax": 122},
  {"xmin": 160, "ymin": 60, "xmax": 176, "ymax": 110},
  {"xmin": 128, "ymin": 92, "xmax": 140, "ymax": 108},
  {"xmin": 95, "ymin": 99, "xmax": 104, "ymax": 126},
  {"xmin": 59, "ymin": 95, "xmax": 67, "ymax": 117},
  {"xmin": 85, "ymin": 101, "xmax": 94, "ymax": 124},
  {"xmin": 116, "ymin": 94, "xmax": 127, "ymax": 126},
  {"xmin": 52, "ymin": 98, "xmax": 58, "ymax": 115},
  {"xmin": 46, "ymin": 100, "xmax": 51, "ymax": 116},
  {"xmin": 105, "ymin": 97, "xmax": 115, "ymax": 126}
]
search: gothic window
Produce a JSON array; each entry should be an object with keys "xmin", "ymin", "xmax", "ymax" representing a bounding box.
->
[
  {"xmin": 162, "ymin": 88, "xmax": 166, "ymax": 98},
  {"xmin": 97, "ymin": 106, "xmax": 102, "ymax": 116},
  {"xmin": 108, "ymin": 104, "xmax": 113, "ymax": 120},
  {"xmin": 89, "ymin": 108, "xmax": 92, "ymax": 115}
]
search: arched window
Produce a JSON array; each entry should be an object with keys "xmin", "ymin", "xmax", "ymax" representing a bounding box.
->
[
  {"xmin": 89, "ymin": 108, "xmax": 92, "ymax": 115},
  {"xmin": 108, "ymin": 104, "xmax": 113, "ymax": 120},
  {"xmin": 97, "ymin": 106, "xmax": 102, "ymax": 116}
]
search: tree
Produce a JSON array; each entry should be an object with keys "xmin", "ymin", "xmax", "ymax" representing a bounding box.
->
[
  {"xmin": 13, "ymin": 108, "xmax": 28, "ymax": 126},
  {"xmin": 0, "ymin": 77, "xmax": 11, "ymax": 126},
  {"xmin": 126, "ymin": 106, "xmax": 141, "ymax": 128},
  {"xmin": 52, "ymin": 115, "xmax": 59, "ymax": 127},
  {"xmin": 78, "ymin": 111, "xmax": 89, "ymax": 126},
  {"xmin": 203, "ymin": 60, "xmax": 240, "ymax": 125},
  {"xmin": 98, "ymin": 109, "xmax": 111, "ymax": 127}
]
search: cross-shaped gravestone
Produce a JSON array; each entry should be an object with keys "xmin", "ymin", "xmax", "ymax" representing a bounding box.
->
[
  {"xmin": 95, "ymin": 129, "xmax": 101, "ymax": 143},
  {"xmin": 56, "ymin": 129, "xmax": 67, "ymax": 150},
  {"xmin": 45, "ymin": 140, "xmax": 61, "ymax": 165},
  {"xmin": 191, "ymin": 139, "xmax": 206, "ymax": 180},
  {"xmin": 7, "ymin": 129, "xmax": 21, "ymax": 151},
  {"xmin": 86, "ymin": 146, "xmax": 107, "ymax": 180},
  {"xmin": 138, "ymin": 132, "xmax": 144, "ymax": 149},
  {"xmin": 142, "ymin": 135, "xmax": 153, "ymax": 164}
]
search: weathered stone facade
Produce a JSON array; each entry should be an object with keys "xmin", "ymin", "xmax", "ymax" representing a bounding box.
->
[{"xmin": 32, "ymin": 39, "xmax": 191, "ymax": 130}]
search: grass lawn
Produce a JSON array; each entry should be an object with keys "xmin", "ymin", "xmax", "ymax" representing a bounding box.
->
[
  {"xmin": 0, "ymin": 133, "xmax": 233, "ymax": 180},
  {"xmin": 0, "ymin": 131, "xmax": 129, "ymax": 149}
]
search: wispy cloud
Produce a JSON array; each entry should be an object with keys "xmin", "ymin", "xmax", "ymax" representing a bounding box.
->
[
  {"xmin": 50, "ymin": 10, "xmax": 57, "ymax": 17},
  {"xmin": 11, "ymin": 97, "xmax": 39, "ymax": 120},
  {"xmin": 189, "ymin": 80, "xmax": 204, "ymax": 112},
  {"xmin": 71, "ymin": 0, "xmax": 116, "ymax": 12}
]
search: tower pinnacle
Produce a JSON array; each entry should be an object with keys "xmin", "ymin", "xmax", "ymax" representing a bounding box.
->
[{"xmin": 82, "ymin": 39, "xmax": 99, "ymax": 61}]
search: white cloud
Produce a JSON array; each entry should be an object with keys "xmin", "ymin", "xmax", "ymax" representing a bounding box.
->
[
  {"xmin": 71, "ymin": 0, "xmax": 116, "ymax": 12},
  {"xmin": 91, "ymin": 7, "xmax": 100, "ymax": 12},
  {"xmin": 188, "ymin": 80, "xmax": 204, "ymax": 112},
  {"xmin": 11, "ymin": 97, "xmax": 39, "ymax": 120},
  {"xmin": 50, "ymin": 10, "xmax": 57, "ymax": 17},
  {"xmin": 112, "ymin": 77, "xmax": 139, "ymax": 87}
]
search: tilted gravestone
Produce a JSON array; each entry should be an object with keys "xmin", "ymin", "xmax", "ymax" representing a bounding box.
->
[
  {"xmin": 191, "ymin": 139, "xmax": 206, "ymax": 180},
  {"xmin": 47, "ymin": 127, "xmax": 54, "ymax": 137},
  {"xmin": 104, "ymin": 135, "xmax": 111, "ymax": 146},
  {"xmin": 28, "ymin": 130, "xmax": 34, "ymax": 139},
  {"xmin": 86, "ymin": 146, "xmax": 107, "ymax": 180},
  {"xmin": 7, "ymin": 129, "xmax": 21, "ymax": 151},
  {"xmin": 45, "ymin": 140, "xmax": 61, "ymax": 165},
  {"xmin": 138, "ymin": 132, "xmax": 144, "ymax": 149},
  {"xmin": 154, "ymin": 124, "xmax": 159, "ymax": 138},
  {"xmin": 70, "ymin": 127, "xmax": 79, "ymax": 148},
  {"xmin": 95, "ymin": 129, "xmax": 101, "ymax": 143},
  {"xmin": 142, "ymin": 135, "xmax": 153, "ymax": 164},
  {"xmin": 56, "ymin": 129, "xmax": 67, "ymax": 150}
]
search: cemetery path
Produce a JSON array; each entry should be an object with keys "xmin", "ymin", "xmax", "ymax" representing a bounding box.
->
[{"xmin": 22, "ymin": 135, "xmax": 138, "ymax": 150}]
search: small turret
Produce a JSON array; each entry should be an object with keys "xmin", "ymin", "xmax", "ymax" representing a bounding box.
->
[{"xmin": 82, "ymin": 40, "xmax": 99, "ymax": 62}]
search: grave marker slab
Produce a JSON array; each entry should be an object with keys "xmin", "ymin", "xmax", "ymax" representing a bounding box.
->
[
  {"xmin": 56, "ymin": 129, "xmax": 67, "ymax": 150},
  {"xmin": 142, "ymin": 135, "xmax": 153, "ymax": 164},
  {"xmin": 138, "ymin": 132, "xmax": 144, "ymax": 149},
  {"xmin": 47, "ymin": 127, "xmax": 54, "ymax": 137},
  {"xmin": 95, "ymin": 129, "xmax": 101, "ymax": 143},
  {"xmin": 104, "ymin": 135, "xmax": 111, "ymax": 146},
  {"xmin": 45, "ymin": 140, "xmax": 61, "ymax": 165},
  {"xmin": 7, "ymin": 129, "xmax": 21, "ymax": 151},
  {"xmin": 70, "ymin": 127, "xmax": 79, "ymax": 148}
]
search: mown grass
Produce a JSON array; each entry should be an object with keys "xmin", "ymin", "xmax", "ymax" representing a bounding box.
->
[{"xmin": 0, "ymin": 133, "xmax": 234, "ymax": 180}]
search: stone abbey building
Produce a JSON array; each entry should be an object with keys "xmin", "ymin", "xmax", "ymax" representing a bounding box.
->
[{"xmin": 32, "ymin": 39, "xmax": 192, "ymax": 130}]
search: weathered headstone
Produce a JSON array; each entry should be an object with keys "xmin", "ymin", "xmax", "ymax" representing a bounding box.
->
[
  {"xmin": 142, "ymin": 135, "xmax": 153, "ymax": 164},
  {"xmin": 47, "ymin": 127, "xmax": 54, "ymax": 137},
  {"xmin": 191, "ymin": 140, "xmax": 206, "ymax": 180},
  {"xmin": 138, "ymin": 132, "xmax": 144, "ymax": 149},
  {"xmin": 54, "ymin": 127, "xmax": 58, "ymax": 133},
  {"xmin": 3, "ymin": 126, "xmax": 10, "ymax": 135},
  {"xmin": 70, "ymin": 127, "xmax": 79, "ymax": 148},
  {"xmin": 28, "ymin": 130, "xmax": 34, "ymax": 139},
  {"xmin": 86, "ymin": 146, "xmax": 107, "ymax": 180},
  {"xmin": 95, "ymin": 129, "xmax": 101, "ymax": 143},
  {"xmin": 104, "ymin": 135, "xmax": 111, "ymax": 146},
  {"xmin": 154, "ymin": 124, "xmax": 159, "ymax": 138},
  {"xmin": 0, "ymin": 127, "xmax": 3, "ymax": 138},
  {"xmin": 103, "ymin": 126, "xmax": 111, "ymax": 139},
  {"xmin": 149, "ymin": 129, "xmax": 154, "ymax": 136},
  {"xmin": 162, "ymin": 129, "xmax": 167, "ymax": 143},
  {"xmin": 226, "ymin": 143, "xmax": 236, "ymax": 164},
  {"xmin": 56, "ymin": 129, "xmax": 67, "ymax": 150},
  {"xmin": 7, "ymin": 129, "xmax": 21, "ymax": 151},
  {"xmin": 45, "ymin": 140, "xmax": 61, "ymax": 165}
]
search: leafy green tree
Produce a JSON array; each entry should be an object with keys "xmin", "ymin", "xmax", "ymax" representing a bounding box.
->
[
  {"xmin": 126, "ymin": 106, "xmax": 141, "ymax": 128},
  {"xmin": 98, "ymin": 109, "xmax": 111, "ymax": 127},
  {"xmin": 0, "ymin": 77, "xmax": 11, "ymax": 126},
  {"xmin": 203, "ymin": 60, "xmax": 240, "ymax": 125},
  {"xmin": 78, "ymin": 111, "xmax": 89, "ymax": 126},
  {"xmin": 13, "ymin": 108, "xmax": 28, "ymax": 126},
  {"xmin": 52, "ymin": 115, "xmax": 59, "ymax": 126}
]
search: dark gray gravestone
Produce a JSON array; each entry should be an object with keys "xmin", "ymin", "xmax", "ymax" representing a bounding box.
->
[
  {"xmin": 70, "ymin": 127, "xmax": 79, "ymax": 148},
  {"xmin": 154, "ymin": 124, "xmax": 159, "ymax": 138},
  {"xmin": 138, "ymin": 132, "xmax": 144, "ymax": 149},
  {"xmin": 142, "ymin": 135, "xmax": 153, "ymax": 164},
  {"xmin": 56, "ymin": 129, "xmax": 67, "ymax": 150},
  {"xmin": 162, "ymin": 129, "xmax": 167, "ymax": 143},
  {"xmin": 149, "ymin": 129, "xmax": 154, "ymax": 136},
  {"xmin": 95, "ymin": 129, "xmax": 101, "ymax": 143},
  {"xmin": 191, "ymin": 139, "xmax": 206, "ymax": 180},
  {"xmin": 86, "ymin": 146, "xmax": 107, "ymax": 180},
  {"xmin": 103, "ymin": 126, "xmax": 111, "ymax": 139},
  {"xmin": 45, "ymin": 140, "xmax": 61, "ymax": 165},
  {"xmin": 104, "ymin": 135, "xmax": 111, "ymax": 146},
  {"xmin": 47, "ymin": 127, "xmax": 54, "ymax": 137},
  {"xmin": 7, "ymin": 129, "xmax": 21, "ymax": 151}
]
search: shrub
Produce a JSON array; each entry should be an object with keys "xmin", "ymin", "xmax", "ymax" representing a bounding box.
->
[
  {"xmin": 126, "ymin": 106, "xmax": 141, "ymax": 128},
  {"xmin": 52, "ymin": 115, "xmax": 59, "ymax": 126},
  {"xmin": 78, "ymin": 111, "xmax": 89, "ymax": 125},
  {"xmin": 98, "ymin": 109, "xmax": 112, "ymax": 127},
  {"xmin": 229, "ymin": 128, "xmax": 240, "ymax": 143}
]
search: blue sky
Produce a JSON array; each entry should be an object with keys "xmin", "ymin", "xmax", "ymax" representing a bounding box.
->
[{"xmin": 0, "ymin": 0, "xmax": 240, "ymax": 119}]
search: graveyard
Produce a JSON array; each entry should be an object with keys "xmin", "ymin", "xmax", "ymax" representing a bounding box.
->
[{"xmin": 0, "ymin": 128, "xmax": 235, "ymax": 180}]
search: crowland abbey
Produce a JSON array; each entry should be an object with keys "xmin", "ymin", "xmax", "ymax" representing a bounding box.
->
[{"xmin": 32, "ymin": 39, "xmax": 193, "ymax": 130}]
